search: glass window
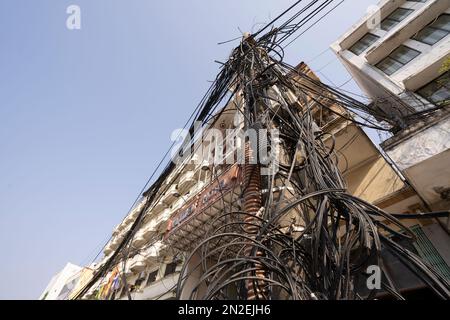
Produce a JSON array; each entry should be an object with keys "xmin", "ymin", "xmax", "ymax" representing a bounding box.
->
[
  {"xmin": 434, "ymin": 15, "xmax": 450, "ymax": 32},
  {"xmin": 349, "ymin": 33, "xmax": 379, "ymax": 55},
  {"xmin": 146, "ymin": 270, "xmax": 158, "ymax": 286},
  {"xmin": 376, "ymin": 45, "xmax": 420, "ymax": 75},
  {"xmin": 164, "ymin": 262, "xmax": 177, "ymax": 277},
  {"xmin": 381, "ymin": 19, "xmax": 398, "ymax": 31},
  {"xmin": 417, "ymin": 71, "xmax": 450, "ymax": 106},
  {"xmin": 376, "ymin": 58, "xmax": 404, "ymax": 75},
  {"xmin": 134, "ymin": 272, "xmax": 147, "ymax": 288},
  {"xmin": 391, "ymin": 46, "xmax": 420, "ymax": 64},
  {"xmin": 413, "ymin": 14, "xmax": 450, "ymax": 45},
  {"xmin": 381, "ymin": 8, "xmax": 414, "ymax": 31}
]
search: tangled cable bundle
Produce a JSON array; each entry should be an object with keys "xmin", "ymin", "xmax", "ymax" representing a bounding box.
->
[
  {"xmin": 175, "ymin": 30, "xmax": 450, "ymax": 300},
  {"xmin": 75, "ymin": 0, "xmax": 449, "ymax": 300}
]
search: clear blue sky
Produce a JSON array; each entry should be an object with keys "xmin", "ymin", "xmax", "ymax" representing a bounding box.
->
[{"xmin": 0, "ymin": 0, "xmax": 379, "ymax": 299}]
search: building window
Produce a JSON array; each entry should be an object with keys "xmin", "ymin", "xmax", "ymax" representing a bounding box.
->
[
  {"xmin": 376, "ymin": 45, "xmax": 421, "ymax": 75},
  {"xmin": 407, "ymin": 0, "xmax": 427, "ymax": 2},
  {"xmin": 413, "ymin": 14, "xmax": 450, "ymax": 45},
  {"xmin": 416, "ymin": 71, "xmax": 450, "ymax": 106},
  {"xmin": 349, "ymin": 33, "xmax": 380, "ymax": 55},
  {"xmin": 381, "ymin": 8, "xmax": 414, "ymax": 31},
  {"xmin": 134, "ymin": 271, "xmax": 147, "ymax": 289},
  {"xmin": 146, "ymin": 270, "xmax": 158, "ymax": 286},
  {"xmin": 164, "ymin": 262, "xmax": 177, "ymax": 277}
]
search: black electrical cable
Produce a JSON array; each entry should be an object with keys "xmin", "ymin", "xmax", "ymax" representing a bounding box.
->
[{"xmin": 78, "ymin": 0, "xmax": 450, "ymax": 301}]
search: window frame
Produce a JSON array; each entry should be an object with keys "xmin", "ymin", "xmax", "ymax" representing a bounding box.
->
[
  {"xmin": 349, "ymin": 33, "xmax": 380, "ymax": 55},
  {"xmin": 416, "ymin": 71, "xmax": 450, "ymax": 106},
  {"xmin": 413, "ymin": 14, "xmax": 450, "ymax": 46},
  {"xmin": 134, "ymin": 271, "xmax": 148, "ymax": 289},
  {"xmin": 146, "ymin": 269, "xmax": 159, "ymax": 286},
  {"xmin": 381, "ymin": 8, "xmax": 414, "ymax": 32},
  {"xmin": 164, "ymin": 262, "xmax": 178, "ymax": 277},
  {"xmin": 376, "ymin": 45, "xmax": 421, "ymax": 75}
]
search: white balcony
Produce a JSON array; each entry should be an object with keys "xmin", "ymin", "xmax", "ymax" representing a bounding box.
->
[
  {"xmin": 120, "ymin": 223, "xmax": 131, "ymax": 235},
  {"xmin": 158, "ymin": 208, "xmax": 172, "ymax": 224},
  {"xmin": 141, "ymin": 222, "xmax": 157, "ymax": 240},
  {"xmin": 129, "ymin": 199, "xmax": 145, "ymax": 219},
  {"xmin": 124, "ymin": 265, "xmax": 133, "ymax": 277},
  {"xmin": 114, "ymin": 222, "xmax": 125, "ymax": 234},
  {"xmin": 178, "ymin": 171, "xmax": 196, "ymax": 193},
  {"xmin": 185, "ymin": 153, "xmax": 200, "ymax": 170},
  {"xmin": 103, "ymin": 244, "xmax": 113, "ymax": 256},
  {"xmin": 163, "ymin": 184, "xmax": 181, "ymax": 203},
  {"xmin": 129, "ymin": 209, "xmax": 139, "ymax": 220},
  {"xmin": 189, "ymin": 181, "xmax": 205, "ymax": 197},
  {"xmin": 153, "ymin": 199, "xmax": 168, "ymax": 214},
  {"xmin": 123, "ymin": 214, "xmax": 134, "ymax": 226},
  {"xmin": 161, "ymin": 208, "xmax": 178, "ymax": 232},
  {"xmin": 165, "ymin": 169, "xmax": 181, "ymax": 187},
  {"xmin": 112, "ymin": 225, "xmax": 120, "ymax": 237},
  {"xmin": 109, "ymin": 237, "xmax": 120, "ymax": 251},
  {"xmin": 171, "ymin": 197, "xmax": 185, "ymax": 212},
  {"xmin": 130, "ymin": 255, "xmax": 146, "ymax": 273},
  {"xmin": 143, "ymin": 241, "xmax": 163, "ymax": 264},
  {"xmin": 131, "ymin": 232, "xmax": 146, "ymax": 247},
  {"xmin": 142, "ymin": 208, "xmax": 171, "ymax": 239}
]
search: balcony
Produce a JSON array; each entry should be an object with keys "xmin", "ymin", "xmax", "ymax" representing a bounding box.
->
[
  {"xmin": 103, "ymin": 244, "xmax": 113, "ymax": 256},
  {"xmin": 185, "ymin": 153, "xmax": 200, "ymax": 170},
  {"xmin": 131, "ymin": 231, "xmax": 146, "ymax": 248},
  {"xmin": 178, "ymin": 171, "xmax": 196, "ymax": 193},
  {"xmin": 143, "ymin": 241, "xmax": 163, "ymax": 264},
  {"xmin": 163, "ymin": 184, "xmax": 181, "ymax": 204},
  {"xmin": 118, "ymin": 272, "xmax": 179, "ymax": 300},
  {"xmin": 114, "ymin": 222, "xmax": 125, "ymax": 234},
  {"xmin": 153, "ymin": 208, "xmax": 172, "ymax": 232},
  {"xmin": 382, "ymin": 113, "xmax": 450, "ymax": 209},
  {"xmin": 130, "ymin": 255, "xmax": 146, "ymax": 273},
  {"xmin": 109, "ymin": 237, "xmax": 120, "ymax": 251},
  {"xmin": 153, "ymin": 199, "xmax": 168, "ymax": 214},
  {"xmin": 124, "ymin": 213, "xmax": 134, "ymax": 226},
  {"xmin": 189, "ymin": 180, "xmax": 205, "ymax": 196},
  {"xmin": 141, "ymin": 222, "xmax": 157, "ymax": 240},
  {"xmin": 171, "ymin": 197, "xmax": 185, "ymax": 212},
  {"xmin": 112, "ymin": 225, "xmax": 120, "ymax": 237},
  {"xmin": 129, "ymin": 209, "xmax": 139, "ymax": 220}
]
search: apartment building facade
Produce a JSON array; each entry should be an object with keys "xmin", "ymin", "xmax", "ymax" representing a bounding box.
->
[
  {"xmin": 331, "ymin": 0, "xmax": 450, "ymax": 206},
  {"xmin": 40, "ymin": 263, "xmax": 84, "ymax": 300},
  {"xmin": 331, "ymin": 0, "xmax": 450, "ymax": 288},
  {"xmin": 69, "ymin": 59, "xmax": 450, "ymax": 300}
]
